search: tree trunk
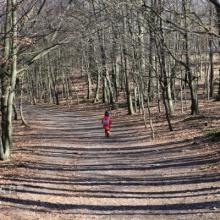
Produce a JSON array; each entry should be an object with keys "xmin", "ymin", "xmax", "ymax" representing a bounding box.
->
[
  {"xmin": 182, "ymin": 0, "xmax": 199, "ymax": 115},
  {"xmin": 0, "ymin": 0, "xmax": 17, "ymax": 160},
  {"xmin": 122, "ymin": 5, "xmax": 134, "ymax": 115},
  {"xmin": 94, "ymin": 68, "xmax": 101, "ymax": 103},
  {"xmin": 158, "ymin": 0, "xmax": 174, "ymax": 116},
  {"xmin": 209, "ymin": 1, "xmax": 220, "ymax": 99},
  {"xmin": 218, "ymin": 70, "xmax": 220, "ymax": 98},
  {"xmin": 19, "ymin": 76, "xmax": 29, "ymax": 127},
  {"xmin": 208, "ymin": 6, "xmax": 214, "ymax": 98}
]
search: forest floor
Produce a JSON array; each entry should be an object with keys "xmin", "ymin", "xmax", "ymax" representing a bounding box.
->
[{"xmin": 0, "ymin": 100, "xmax": 220, "ymax": 220}]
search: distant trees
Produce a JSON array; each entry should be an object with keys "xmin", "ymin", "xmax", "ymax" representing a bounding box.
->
[{"xmin": 25, "ymin": 1, "xmax": 219, "ymax": 111}]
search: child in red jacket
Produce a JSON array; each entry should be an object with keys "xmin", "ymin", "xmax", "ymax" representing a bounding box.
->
[{"xmin": 102, "ymin": 111, "xmax": 112, "ymax": 137}]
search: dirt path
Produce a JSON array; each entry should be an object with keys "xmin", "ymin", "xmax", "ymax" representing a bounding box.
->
[{"xmin": 0, "ymin": 104, "xmax": 220, "ymax": 220}]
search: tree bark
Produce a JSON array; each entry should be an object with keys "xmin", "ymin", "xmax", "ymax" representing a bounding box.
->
[
  {"xmin": 0, "ymin": 0, "xmax": 18, "ymax": 160},
  {"xmin": 122, "ymin": 5, "xmax": 134, "ymax": 115},
  {"xmin": 182, "ymin": 0, "xmax": 199, "ymax": 115}
]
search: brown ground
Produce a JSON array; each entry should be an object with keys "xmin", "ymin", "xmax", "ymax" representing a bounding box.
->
[{"xmin": 0, "ymin": 100, "xmax": 220, "ymax": 220}]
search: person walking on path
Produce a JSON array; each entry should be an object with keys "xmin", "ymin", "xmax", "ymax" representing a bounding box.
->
[{"xmin": 101, "ymin": 111, "xmax": 112, "ymax": 137}]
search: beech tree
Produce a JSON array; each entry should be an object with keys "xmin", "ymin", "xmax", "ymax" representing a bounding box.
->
[{"xmin": 0, "ymin": 0, "xmax": 17, "ymax": 160}]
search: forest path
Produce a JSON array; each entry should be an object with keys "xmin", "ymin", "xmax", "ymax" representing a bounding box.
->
[{"xmin": 0, "ymin": 104, "xmax": 219, "ymax": 220}]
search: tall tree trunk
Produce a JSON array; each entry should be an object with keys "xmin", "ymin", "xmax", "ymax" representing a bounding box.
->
[
  {"xmin": 209, "ymin": 1, "xmax": 220, "ymax": 98},
  {"xmin": 94, "ymin": 68, "xmax": 101, "ymax": 103},
  {"xmin": 182, "ymin": 0, "xmax": 199, "ymax": 115},
  {"xmin": 0, "ymin": 0, "xmax": 17, "ymax": 160},
  {"xmin": 208, "ymin": 5, "xmax": 214, "ymax": 98},
  {"xmin": 19, "ymin": 76, "xmax": 29, "ymax": 127},
  {"xmin": 112, "ymin": 28, "xmax": 120, "ymax": 102},
  {"xmin": 209, "ymin": 39, "xmax": 214, "ymax": 98},
  {"xmin": 148, "ymin": 0, "xmax": 156, "ymax": 101},
  {"xmin": 122, "ymin": 5, "xmax": 134, "ymax": 115},
  {"xmin": 158, "ymin": 0, "xmax": 174, "ymax": 116}
]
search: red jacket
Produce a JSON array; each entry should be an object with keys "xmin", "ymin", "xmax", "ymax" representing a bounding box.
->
[{"xmin": 102, "ymin": 116, "xmax": 112, "ymax": 130}]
